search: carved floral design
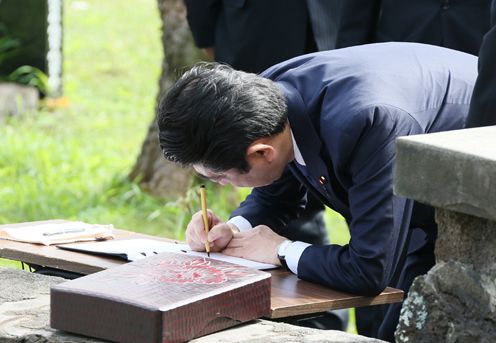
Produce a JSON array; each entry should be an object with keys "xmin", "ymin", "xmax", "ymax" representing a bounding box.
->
[{"xmin": 114, "ymin": 256, "xmax": 257, "ymax": 286}]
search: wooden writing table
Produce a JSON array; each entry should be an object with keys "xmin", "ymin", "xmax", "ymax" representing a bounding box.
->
[{"xmin": 0, "ymin": 220, "xmax": 403, "ymax": 318}]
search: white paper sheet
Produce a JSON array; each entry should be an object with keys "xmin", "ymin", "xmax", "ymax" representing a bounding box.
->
[
  {"xmin": 59, "ymin": 238, "xmax": 277, "ymax": 270},
  {"xmin": 0, "ymin": 221, "xmax": 114, "ymax": 245}
]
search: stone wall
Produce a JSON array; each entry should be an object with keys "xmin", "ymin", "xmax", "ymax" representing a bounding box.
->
[
  {"xmin": 0, "ymin": 266, "xmax": 382, "ymax": 343},
  {"xmin": 394, "ymin": 126, "xmax": 496, "ymax": 342},
  {"xmin": 0, "ymin": 267, "xmax": 99, "ymax": 343},
  {"xmin": 396, "ymin": 261, "xmax": 496, "ymax": 342},
  {"xmin": 0, "ymin": 83, "xmax": 39, "ymax": 119}
]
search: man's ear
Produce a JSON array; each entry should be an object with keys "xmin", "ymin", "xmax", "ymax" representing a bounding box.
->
[{"xmin": 246, "ymin": 142, "xmax": 275, "ymax": 164}]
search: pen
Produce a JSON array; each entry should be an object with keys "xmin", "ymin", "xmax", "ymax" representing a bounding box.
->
[
  {"xmin": 200, "ymin": 184, "xmax": 211, "ymax": 257},
  {"xmin": 42, "ymin": 228, "xmax": 86, "ymax": 236}
]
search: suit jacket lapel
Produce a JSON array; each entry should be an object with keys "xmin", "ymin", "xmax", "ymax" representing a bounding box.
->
[{"xmin": 278, "ymin": 81, "xmax": 349, "ymax": 216}]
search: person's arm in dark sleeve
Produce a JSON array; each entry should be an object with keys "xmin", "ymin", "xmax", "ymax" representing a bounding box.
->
[
  {"xmin": 184, "ymin": 0, "xmax": 220, "ymax": 48},
  {"xmin": 336, "ymin": 0, "xmax": 381, "ymax": 48},
  {"xmin": 230, "ymin": 167, "xmax": 307, "ymax": 233},
  {"xmin": 297, "ymin": 106, "xmax": 422, "ymax": 296},
  {"xmin": 465, "ymin": 20, "xmax": 496, "ymax": 127}
]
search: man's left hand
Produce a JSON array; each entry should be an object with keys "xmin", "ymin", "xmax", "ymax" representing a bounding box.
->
[{"xmin": 222, "ymin": 225, "xmax": 286, "ymax": 265}]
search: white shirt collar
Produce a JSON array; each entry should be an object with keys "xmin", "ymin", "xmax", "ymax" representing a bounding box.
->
[{"xmin": 290, "ymin": 129, "xmax": 306, "ymax": 166}]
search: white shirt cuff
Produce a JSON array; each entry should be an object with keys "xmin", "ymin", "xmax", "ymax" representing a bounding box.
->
[
  {"xmin": 227, "ymin": 216, "xmax": 252, "ymax": 232},
  {"xmin": 286, "ymin": 241, "xmax": 311, "ymax": 275}
]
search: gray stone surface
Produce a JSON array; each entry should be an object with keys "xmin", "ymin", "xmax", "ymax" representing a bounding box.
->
[
  {"xmin": 0, "ymin": 266, "xmax": 381, "ymax": 343},
  {"xmin": 191, "ymin": 319, "xmax": 382, "ymax": 343},
  {"xmin": 0, "ymin": 267, "xmax": 101, "ymax": 343},
  {"xmin": 395, "ymin": 127, "xmax": 496, "ymax": 342},
  {"xmin": 0, "ymin": 83, "xmax": 39, "ymax": 119},
  {"xmin": 395, "ymin": 261, "xmax": 496, "ymax": 343},
  {"xmin": 435, "ymin": 209, "xmax": 496, "ymax": 275},
  {"xmin": 394, "ymin": 126, "xmax": 496, "ymax": 221}
]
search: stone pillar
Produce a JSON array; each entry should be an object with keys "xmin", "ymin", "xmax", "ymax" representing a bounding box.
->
[
  {"xmin": 0, "ymin": 83, "xmax": 39, "ymax": 119},
  {"xmin": 393, "ymin": 126, "xmax": 496, "ymax": 342},
  {"xmin": 47, "ymin": 0, "xmax": 64, "ymax": 96}
]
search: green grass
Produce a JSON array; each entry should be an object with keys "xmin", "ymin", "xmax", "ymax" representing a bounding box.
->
[
  {"xmin": 0, "ymin": 0, "xmax": 349, "ymax": 258},
  {"xmin": 0, "ymin": 0, "xmax": 350, "ymax": 261},
  {"xmin": 0, "ymin": 0, "xmax": 167, "ymax": 231},
  {"xmin": 0, "ymin": 258, "xmax": 22, "ymax": 269},
  {"xmin": 0, "ymin": 0, "xmax": 349, "ymax": 253},
  {"xmin": 0, "ymin": 0, "xmax": 353, "ymax": 331}
]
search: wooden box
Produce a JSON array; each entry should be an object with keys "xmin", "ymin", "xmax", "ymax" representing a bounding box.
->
[{"xmin": 50, "ymin": 252, "xmax": 271, "ymax": 342}]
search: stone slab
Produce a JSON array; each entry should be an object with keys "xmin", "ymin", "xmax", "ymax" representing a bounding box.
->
[
  {"xmin": 0, "ymin": 266, "xmax": 382, "ymax": 343},
  {"xmin": 0, "ymin": 266, "xmax": 100, "ymax": 343},
  {"xmin": 0, "ymin": 83, "xmax": 39, "ymax": 119},
  {"xmin": 191, "ymin": 319, "xmax": 382, "ymax": 343},
  {"xmin": 394, "ymin": 126, "xmax": 496, "ymax": 221}
]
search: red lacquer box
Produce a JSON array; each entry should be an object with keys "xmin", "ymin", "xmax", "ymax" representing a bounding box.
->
[{"xmin": 50, "ymin": 252, "xmax": 271, "ymax": 342}]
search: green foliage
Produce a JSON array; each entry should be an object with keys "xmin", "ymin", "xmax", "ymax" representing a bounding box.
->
[
  {"xmin": 0, "ymin": 0, "xmax": 353, "ymax": 331},
  {"xmin": 0, "ymin": 0, "xmax": 166, "ymax": 233},
  {"xmin": 5, "ymin": 65, "xmax": 50, "ymax": 95},
  {"xmin": 0, "ymin": 258, "xmax": 22, "ymax": 269},
  {"xmin": 0, "ymin": 0, "xmax": 349, "ymax": 258},
  {"xmin": 0, "ymin": 33, "xmax": 20, "ymax": 64}
]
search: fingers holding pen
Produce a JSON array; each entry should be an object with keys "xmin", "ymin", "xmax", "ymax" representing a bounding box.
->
[
  {"xmin": 186, "ymin": 209, "xmax": 230, "ymax": 252},
  {"xmin": 207, "ymin": 223, "xmax": 234, "ymax": 252},
  {"xmin": 186, "ymin": 219, "xmax": 205, "ymax": 251},
  {"xmin": 187, "ymin": 210, "xmax": 215, "ymax": 251}
]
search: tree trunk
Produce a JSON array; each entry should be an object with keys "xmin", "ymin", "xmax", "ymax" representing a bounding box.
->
[{"xmin": 129, "ymin": 0, "xmax": 205, "ymax": 197}]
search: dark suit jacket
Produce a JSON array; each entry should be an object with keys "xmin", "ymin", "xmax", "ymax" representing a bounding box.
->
[
  {"xmin": 231, "ymin": 43, "xmax": 477, "ymax": 295},
  {"xmin": 336, "ymin": 0, "xmax": 491, "ymax": 56},
  {"xmin": 466, "ymin": 0, "xmax": 496, "ymax": 127},
  {"xmin": 184, "ymin": 0, "xmax": 342, "ymax": 73},
  {"xmin": 184, "ymin": 0, "xmax": 309, "ymax": 73}
]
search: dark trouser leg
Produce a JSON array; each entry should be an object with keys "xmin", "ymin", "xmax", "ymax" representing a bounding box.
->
[
  {"xmin": 356, "ymin": 227, "xmax": 436, "ymax": 341},
  {"xmin": 282, "ymin": 194, "xmax": 329, "ymax": 245},
  {"xmin": 355, "ymin": 305, "xmax": 387, "ymax": 338},
  {"xmin": 286, "ymin": 308, "xmax": 349, "ymax": 331},
  {"xmin": 378, "ymin": 230, "xmax": 435, "ymax": 341}
]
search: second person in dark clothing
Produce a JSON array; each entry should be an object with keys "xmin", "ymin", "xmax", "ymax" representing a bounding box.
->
[{"xmin": 336, "ymin": 0, "xmax": 491, "ymax": 56}]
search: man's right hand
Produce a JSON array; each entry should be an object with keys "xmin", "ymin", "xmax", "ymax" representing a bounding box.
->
[{"xmin": 186, "ymin": 210, "xmax": 238, "ymax": 252}]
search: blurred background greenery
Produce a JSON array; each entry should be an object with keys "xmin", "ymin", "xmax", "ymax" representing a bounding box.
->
[
  {"xmin": 0, "ymin": 0, "xmax": 353, "ymax": 332},
  {"xmin": 0, "ymin": 0, "xmax": 348, "ymax": 265}
]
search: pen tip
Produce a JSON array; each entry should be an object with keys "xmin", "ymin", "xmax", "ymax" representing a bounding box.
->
[
  {"xmin": 207, "ymin": 252, "xmax": 210, "ymax": 257},
  {"xmin": 200, "ymin": 184, "xmax": 205, "ymax": 188}
]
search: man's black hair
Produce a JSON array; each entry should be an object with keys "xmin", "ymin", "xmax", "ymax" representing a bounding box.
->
[{"xmin": 157, "ymin": 62, "xmax": 287, "ymax": 172}]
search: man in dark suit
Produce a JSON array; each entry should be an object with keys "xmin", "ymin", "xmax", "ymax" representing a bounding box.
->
[
  {"xmin": 158, "ymin": 42, "xmax": 477, "ymax": 341},
  {"xmin": 466, "ymin": 0, "xmax": 496, "ymax": 127},
  {"xmin": 184, "ymin": 0, "xmax": 343, "ymax": 247},
  {"xmin": 184, "ymin": 0, "xmax": 348, "ymax": 330},
  {"xmin": 184, "ymin": 0, "xmax": 342, "ymax": 73},
  {"xmin": 336, "ymin": 0, "xmax": 491, "ymax": 55},
  {"xmin": 335, "ymin": 0, "xmax": 492, "ymax": 336}
]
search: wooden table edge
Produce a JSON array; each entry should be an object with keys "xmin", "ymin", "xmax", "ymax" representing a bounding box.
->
[
  {"xmin": 268, "ymin": 287, "xmax": 404, "ymax": 318},
  {"xmin": 0, "ymin": 220, "xmax": 405, "ymax": 319}
]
